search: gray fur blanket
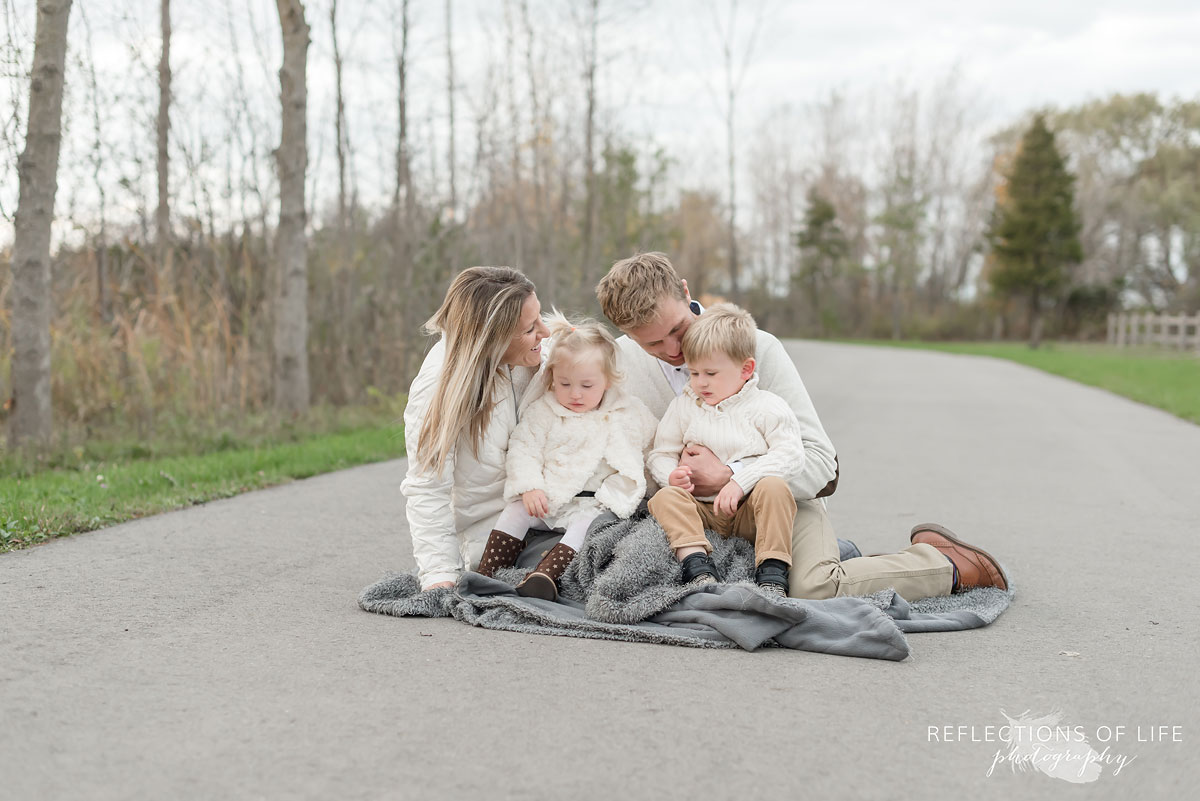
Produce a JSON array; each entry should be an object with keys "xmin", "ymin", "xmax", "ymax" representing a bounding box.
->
[{"xmin": 359, "ymin": 513, "xmax": 1014, "ymax": 660}]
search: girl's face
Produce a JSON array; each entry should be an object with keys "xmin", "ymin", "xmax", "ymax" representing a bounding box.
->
[
  {"xmin": 550, "ymin": 350, "xmax": 609, "ymax": 413},
  {"xmin": 500, "ymin": 293, "xmax": 550, "ymax": 368}
]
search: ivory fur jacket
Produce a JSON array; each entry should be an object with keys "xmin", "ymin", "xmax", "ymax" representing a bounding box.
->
[
  {"xmin": 647, "ymin": 375, "xmax": 805, "ymax": 502},
  {"xmin": 504, "ymin": 386, "xmax": 659, "ymax": 523}
]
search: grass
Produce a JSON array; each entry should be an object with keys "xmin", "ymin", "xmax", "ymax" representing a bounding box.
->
[
  {"xmin": 0, "ymin": 404, "xmax": 406, "ymax": 553},
  {"xmin": 842, "ymin": 340, "xmax": 1200, "ymax": 425}
]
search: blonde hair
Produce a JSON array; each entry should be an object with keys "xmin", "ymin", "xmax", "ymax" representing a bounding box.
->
[
  {"xmin": 416, "ymin": 266, "xmax": 536, "ymax": 474},
  {"xmin": 681, "ymin": 303, "xmax": 757, "ymax": 365},
  {"xmin": 596, "ymin": 252, "xmax": 688, "ymax": 330},
  {"xmin": 540, "ymin": 310, "xmax": 622, "ymax": 393}
]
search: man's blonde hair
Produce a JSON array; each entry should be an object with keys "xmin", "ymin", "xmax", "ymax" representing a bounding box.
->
[
  {"xmin": 595, "ymin": 252, "xmax": 688, "ymax": 330},
  {"xmin": 540, "ymin": 310, "xmax": 622, "ymax": 393},
  {"xmin": 681, "ymin": 303, "xmax": 757, "ymax": 365}
]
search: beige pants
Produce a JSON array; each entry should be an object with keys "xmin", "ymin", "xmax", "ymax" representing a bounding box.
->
[
  {"xmin": 789, "ymin": 499, "xmax": 953, "ymax": 600},
  {"xmin": 648, "ymin": 476, "xmax": 795, "ymax": 567}
]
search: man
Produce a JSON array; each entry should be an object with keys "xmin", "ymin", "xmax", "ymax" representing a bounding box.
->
[{"xmin": 596, "ymin": 252, "xmax": 1007, "ymax": 601}]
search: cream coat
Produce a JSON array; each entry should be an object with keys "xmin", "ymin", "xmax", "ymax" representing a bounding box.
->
[
  {"xmin": 504, "ymin": 387, "xmax": 658, "ymax": 523},
  {"xmin": 401, "ymin": 339, "xmax": 537, "ymax": 588}
]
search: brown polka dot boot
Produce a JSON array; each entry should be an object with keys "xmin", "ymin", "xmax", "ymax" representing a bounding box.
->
[
  {"xmin": 476, "ymin": 530, "xmax": 526, "ymax": 577},
  {"xmin": 515, "ymin": 542, "xmax": 577, "ymax": 601}
]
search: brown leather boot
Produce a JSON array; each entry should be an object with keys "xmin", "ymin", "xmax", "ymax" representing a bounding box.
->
[
  {"xmin": 515, "ymin": 542, "xmax": 577, "ymax": 601},
  {"xmin": 910, "ymin": 523, "xmax": 1008, "ymax": 593},
  {"xmin": 476, "ymin": 530, "xmax": 525, "ymax": 577}
]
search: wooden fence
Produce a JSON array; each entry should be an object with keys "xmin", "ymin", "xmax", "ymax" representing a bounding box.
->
[{"xmin": 1107, "ymin": 312, "xmax": 1200, "ymax": 350}]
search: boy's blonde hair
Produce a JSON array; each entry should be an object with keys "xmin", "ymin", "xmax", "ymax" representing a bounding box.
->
[
  {"xmin": 541, "ymin": 310, "xmax": 622, "ymax": 392},
  {"xmin": 595, "ymin": 252, "xmax": 688, "ymax": 330},
  {"xmin": 681, "ymin": 303, "xmax": 757, "ymax": 365}
]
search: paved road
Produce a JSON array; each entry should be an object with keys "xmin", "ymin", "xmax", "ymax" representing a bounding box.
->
[{"xmin": 3, "ymin": 342, "xmax": 1197, "ymax": 800}]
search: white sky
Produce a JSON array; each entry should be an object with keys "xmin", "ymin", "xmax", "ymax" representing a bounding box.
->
[{"xmin": 2, "ymin": 0, "xmax": 1199, "ymax": 235}]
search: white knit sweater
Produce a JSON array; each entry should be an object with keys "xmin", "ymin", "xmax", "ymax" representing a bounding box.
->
[
  {"xmin": 647, "ymin": 376, "xmax": 804, "ymax": 501},
  {"xmin": 504, "ymin": 386, "xmax": 658, "ymax": 523},
  {"xmin": 615, "ymin": 329, "xmax": 838, "ymax": 500}
]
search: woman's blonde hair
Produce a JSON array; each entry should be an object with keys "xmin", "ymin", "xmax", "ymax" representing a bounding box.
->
[
  {"xmin": 540, "ymin": 310, "xmax": 622, "ymax": 393},
  {"xmin": 416, "ymin": 266, "xmax": 536, "ymax": 474}
]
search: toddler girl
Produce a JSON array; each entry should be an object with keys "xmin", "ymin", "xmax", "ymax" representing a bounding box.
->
[{"xmin": 476, "ymin": 311, "xmax": 658, "ymax": 600}]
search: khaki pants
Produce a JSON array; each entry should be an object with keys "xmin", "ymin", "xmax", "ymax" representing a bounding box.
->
[
  {"xmin": 648, "ymin": 476, "xmax": 795, "ymax": 567},
  {"xmin": 788, "ymin": 499, "xmax": 953, "ymax": 600}
]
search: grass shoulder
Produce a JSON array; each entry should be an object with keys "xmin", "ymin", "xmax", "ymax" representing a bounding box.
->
[
  {"xmin": 1, "ymin": 406, "xmax": 405, "ymax": 553},
  {"xmin": 838, "ymin": 339, "xmax": 1200, "ymax": 425}
]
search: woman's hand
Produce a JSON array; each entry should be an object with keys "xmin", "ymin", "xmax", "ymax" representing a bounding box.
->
[
  {"xmin": 668, "ymin": 465, "xmax": 694, "ymax": 492},
  {"xmin": 522, "ymin": 489, "xmax": 549, "ymax": 518},
  {"xmin": 713, "ymin": 480, "xmax": 745, "ymax": 517},
  {"xmin": 424, "ymin": 581, "xmax": 455, "ymax": 591}
]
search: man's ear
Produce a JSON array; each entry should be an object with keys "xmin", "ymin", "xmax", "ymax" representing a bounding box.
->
[
  {"xmin": 681, "ymin": 278, "xmax": 691, "ymax": 301},
  {"xmin": 741, "ymin": 358, "xmax": 755, "ymax": 380}
]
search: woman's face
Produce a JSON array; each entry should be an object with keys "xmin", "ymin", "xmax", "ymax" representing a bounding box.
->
[{"xmin": 500, "ymin": 293, "xmax": 550, "ymax": 368}]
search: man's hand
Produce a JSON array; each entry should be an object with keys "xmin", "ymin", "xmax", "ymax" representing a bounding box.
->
[
  {"xmin": 668, "ymin": 465, "xmax": 694, "ymax": 492},
  {"xmin": 713, "ymin": 480, "xmax": 745, "ymax": 517},
  {"xmin": 522, "ymin": 489, "xmax": 549, "ymax": 518},
  {"xmin": 678, "ymin": 444, "xmax": 734, "ymax": 497}
]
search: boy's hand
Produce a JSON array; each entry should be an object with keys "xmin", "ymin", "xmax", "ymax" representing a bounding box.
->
[
  {"xmin": 713, "ymin": 481, "xmax": 745, "ymax": 517},
  {"xmin": 522, "ymin": 489, "xmax": 549, "ymax": 518},
  {"xmin": 668, "ymin": 465, "xmax": 694, "ymax": 492}
]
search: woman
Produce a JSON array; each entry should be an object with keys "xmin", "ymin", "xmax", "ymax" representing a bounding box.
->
[{"xmin": 402, "ymin": 266, "xmax": 550, "ymax": 590}]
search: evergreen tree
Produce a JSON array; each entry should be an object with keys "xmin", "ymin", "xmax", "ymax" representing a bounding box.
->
[
  {"xmin": 986, "ymin": 114, "xmax": 1083, "ymax": 347},
  {"xmin": 795, "ymin": 187, "xmax": 849, "ymax": 336}
]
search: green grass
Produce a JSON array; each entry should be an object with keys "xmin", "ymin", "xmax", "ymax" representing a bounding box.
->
[
  {"xmin": 1, "ymin": 417, "xmax": 405, "ymax": 553},
  {"xmin": 842, "ymin": 340, "xmax": 1200, "ymax": 424}
]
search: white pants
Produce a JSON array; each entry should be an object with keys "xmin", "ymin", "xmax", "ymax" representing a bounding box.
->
[{"xmin": 494, "ymin": 500, "xmax": 598, "ymax": 551}]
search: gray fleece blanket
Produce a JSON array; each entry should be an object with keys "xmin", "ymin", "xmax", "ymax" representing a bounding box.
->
[{"xmin": 359, "ymin": 512, "xmax": 1014, "ymax": 660}]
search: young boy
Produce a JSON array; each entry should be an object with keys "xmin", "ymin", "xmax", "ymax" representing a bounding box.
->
[{"xmin": 646, "ymin": 303, "xmax": 802, "ymax": 597}]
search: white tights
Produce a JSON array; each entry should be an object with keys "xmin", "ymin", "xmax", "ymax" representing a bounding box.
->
[{"xmin": 494, "ymin": 500, "xmax": 597, "ymax": 552}]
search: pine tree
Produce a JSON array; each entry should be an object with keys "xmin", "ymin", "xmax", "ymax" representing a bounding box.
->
[
  {"xmin": 795, "ymin": 187, "xmax": 848, "ymax": 336},
  {"xmin": 986, "ymin": 114, "xmax": 1083, "ymax": 347}
]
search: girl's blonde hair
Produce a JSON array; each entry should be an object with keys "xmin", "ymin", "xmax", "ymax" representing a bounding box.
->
[
  {"xmin": 416, "ymin": 266, "xmax": 536, "ymax": 474},
  {"xmin": 540, "ymin": 310, "xmax": 623, "ymax": 393}
]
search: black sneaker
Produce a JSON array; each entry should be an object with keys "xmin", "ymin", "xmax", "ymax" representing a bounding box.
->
[
  {"xmin": 755, "ymin": 558, "xmax": 790, "ymax": 597},
  {"xmin": 680, "ymin": 552, "xmax": 721, "ymax": 585}
]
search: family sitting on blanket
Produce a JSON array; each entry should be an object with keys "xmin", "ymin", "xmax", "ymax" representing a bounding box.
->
[{"xmin": 401, "ymin": 254, "xmax": 1009, "ymax": 602}]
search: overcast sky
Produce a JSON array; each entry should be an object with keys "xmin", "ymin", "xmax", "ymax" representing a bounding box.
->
[{"xmin": 3, "ymin": 0, "xmax": 1199, "ymax": 233}]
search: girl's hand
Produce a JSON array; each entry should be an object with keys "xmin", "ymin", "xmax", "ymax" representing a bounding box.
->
[
  {"xmin": 522, "ymin": 489, "xmax": 549, "ymax": 518},
  {"xmin": 424, "ymin": 581, "xmax": 455, "ymax": 591},
  {"xmin": 713, "ymin": 481, "xmax": 745, "ymax": 517},
  {"xmin": 669, "ymin": 465, "xmax": 694, "ymax": 492}
]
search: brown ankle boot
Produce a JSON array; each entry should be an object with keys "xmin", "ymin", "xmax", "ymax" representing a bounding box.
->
[
  {"xmin": 515, "ymin": 542, "xmax": 577, "ymax": 601},
  {"xmin": 910, "ymin": 523, "xmax": 1008, "ymax": 593},
  {"xmin": 476, "ymin": 530, "xmax": 525, "ymax": 577}
]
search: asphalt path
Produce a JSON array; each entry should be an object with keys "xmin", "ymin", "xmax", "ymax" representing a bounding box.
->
[{"xmin": 3, "ymin": 341, "xmax": 1197, "ymax": 800}]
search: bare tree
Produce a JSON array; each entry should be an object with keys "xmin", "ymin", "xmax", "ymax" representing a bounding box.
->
[
  {"xmin": 330, "ymin": 0, "xmax": 349, "ymax": 237},
  {"xmin": 8, "ymin": 0, "xmax": 72, "ymax": 448},
  {"xmin": 273, "ymin": 0, "xmax": 311, "ymax": 413},
  {"xmin": 579, "ymin": 0, "xmax": 599, "ymax": 289},
  {"xmin": 711, "ymin": 0, "xmax": 764, "ymax": 303},
  {"xmin": 445, "ymin": 0, "xmax": 457, "ymax": 216},
  {"xmin": 156, "ymin": 0, "xmax": 171, "ymax": 261}
]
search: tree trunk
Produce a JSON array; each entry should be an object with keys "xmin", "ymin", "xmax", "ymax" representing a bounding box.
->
[
  {"xmin": 156, "ymin": 0, "xmax": 171, "ymax": 262},
  {"xmin": 393, "ymin": 0, "xmax": 416, "ymax": 381},
  {"xmin": 579, "ymin": 0, "xmax": 599, "ymax": 291},
  {"xmin": 444, "ymin": 0, "xmax": 457, "ymax": 217},
  {"xmin": 273, "ymin": 0, "xmax": 310, "ymax": 414},
  {"xmin": 8, "ymin": 0, "xmax": 72, "ymax": 449},
  {"xmin": 1029, "ymin": 286, "xmax": 1043, "ymax": 349},
  {"xmin": 331, "ymin": 0, "xmax": 348, "ymax": 237},
  {"xmin": 724, "ymin": 27, "xmax": 738, "ymax": 303}
]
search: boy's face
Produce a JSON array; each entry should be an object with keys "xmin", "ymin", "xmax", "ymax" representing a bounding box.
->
[
  {"xmin": 688, "ymin": 353, "xmax": 755, "ymax": 405},
  {"xmin": 623, "ymin": 297, "xmax": 694, "ymax": 366}
]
